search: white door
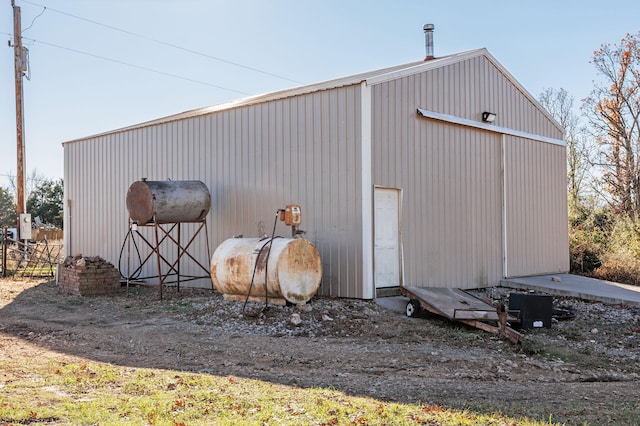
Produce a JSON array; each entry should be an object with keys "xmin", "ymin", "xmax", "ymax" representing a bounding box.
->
[{"xmin": 374, "ymin": 188, "xmax": 401, "ymax": 289}]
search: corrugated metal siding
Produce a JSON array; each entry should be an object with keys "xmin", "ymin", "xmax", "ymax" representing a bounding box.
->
[
  {"xmin": 371, "ymin": 55, "xmax": 566, "ymax": 289},
  {"xmin": 64, "ymin": 85, "xmax": 364, "ymax": 298},
  {"xmin": 372, "ymin": 102, "xmax": 503, "ymax": 288},
  {"xmin": 504, "ymin": 136, "xmax": 569, "ymax": 276},
  {"xmin": 413, "ymin": 55, "xmax": 560, "ymax": 139},
  {"xmin": 64, "ymin": 51, "xmax": 568, "ymax": 298}
]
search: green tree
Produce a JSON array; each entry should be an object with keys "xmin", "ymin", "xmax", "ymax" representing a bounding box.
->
[
  {"xmin": 26, "ymin": 178, "xmax": 63, "ymax": 229},
  {"xmin": 0, "ymin": 186, "xmax": 17, "ymax": 228}
]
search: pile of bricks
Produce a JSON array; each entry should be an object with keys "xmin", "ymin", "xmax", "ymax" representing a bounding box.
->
[{"xmin": 58, "ymin": 255, "xmax": 121, "ymax": 296}]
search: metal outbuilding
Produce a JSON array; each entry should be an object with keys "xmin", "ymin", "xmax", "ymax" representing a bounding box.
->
[{"xmin": 63, "ymin": 48, "xmax": 569, "ymax": 299}]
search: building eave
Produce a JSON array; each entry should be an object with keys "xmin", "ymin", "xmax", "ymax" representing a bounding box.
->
[{"xmin": 62, "ymin": 47, "xmax": 563, "ymax": 144}]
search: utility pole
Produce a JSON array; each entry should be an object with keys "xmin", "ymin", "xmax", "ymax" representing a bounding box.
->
[{"xmin": 11, "ymin": 0, "xmax": 26, "ymax": 240}]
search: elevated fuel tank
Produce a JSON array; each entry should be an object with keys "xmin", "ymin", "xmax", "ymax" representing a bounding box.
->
[
  {"xmin": 126, "ymin": 180, "xmax": 211, "ymax": 224},
  {"xmin": 210, "ymin": 237, "xmax": 322, "ymax": 304}
]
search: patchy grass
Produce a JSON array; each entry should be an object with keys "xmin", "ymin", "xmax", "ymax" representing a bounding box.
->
[
  {"xmin": 0, "ymin": 358, "xmax": 561, "ymax": 426},
  {"xmin": 520, "ymin": 331, "xmax": 612, "ymax": 371}
]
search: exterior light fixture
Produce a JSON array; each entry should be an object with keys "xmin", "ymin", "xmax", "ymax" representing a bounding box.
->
[{"xmin": 482, "ymin": 112, "xmax": 496, "ymax": 123}]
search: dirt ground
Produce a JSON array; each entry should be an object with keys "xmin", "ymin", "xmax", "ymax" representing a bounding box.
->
[{"xmin": 1, "ymin": 278, "xmax": 640, "ymax": 425}]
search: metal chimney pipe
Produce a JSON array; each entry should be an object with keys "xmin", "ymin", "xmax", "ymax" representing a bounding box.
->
[{"xmin": 423, "ymin": 23, "xmax": 435, "ymax": 60}]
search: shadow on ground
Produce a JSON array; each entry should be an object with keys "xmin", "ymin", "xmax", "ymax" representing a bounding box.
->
[{"xmin": 2, "ymin": 279, "xmax": 640, "ymax": 425}]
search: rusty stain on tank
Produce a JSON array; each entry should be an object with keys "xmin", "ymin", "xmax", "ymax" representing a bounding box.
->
[
  {"xmin": 255, "ymin": 242, "xmax": 270, "ymax": 271},
  {"xmin": 222, "ymin": 256, "xmax": 251, "ymax": 295},
  {"xmin": 285, "ymin": 292, "xmax": 307, "ymax": 303}
]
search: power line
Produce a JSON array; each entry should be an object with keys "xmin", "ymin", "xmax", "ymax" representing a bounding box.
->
[
  {"xmin": 34, "ymin": 37, "xmax": 251, "ymax": 94},
  {"xmin": 19, "ymin": 0, "xmax": 304, "ymax": 85},
  {"xmin": 0, "ymin": 172, "xmax": 52, "ymax": 182},
  {"xmin": 0, "ymin": 31, "xmax": 251, "ymax": 95},
  {"xmin": 21, "ymin": 4, "xmax": 45, "ymax": 33}
]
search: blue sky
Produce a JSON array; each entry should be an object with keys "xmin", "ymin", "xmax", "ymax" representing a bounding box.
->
[{"xmin": 1, "ymin": 0, "xmax": 639, "ymax": 188}]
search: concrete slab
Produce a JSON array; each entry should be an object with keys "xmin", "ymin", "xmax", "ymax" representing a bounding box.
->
[
  {"xmin": 375, "ymin": 295, "xmax": 409, "ymax": 314},
  {"xmin": 501, "ymin": 274, "xmax": 640, "ymax": 307}
]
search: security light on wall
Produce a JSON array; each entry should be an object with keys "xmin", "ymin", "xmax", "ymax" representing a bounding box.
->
[{"xmin": 482, "ymin": 112, "xmax": 496, "ymax": 123}]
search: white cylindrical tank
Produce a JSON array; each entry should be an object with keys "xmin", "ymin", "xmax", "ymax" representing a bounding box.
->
[{"xmin": 210, "ymin": 237, "xmax": 322, "ymax": 304}]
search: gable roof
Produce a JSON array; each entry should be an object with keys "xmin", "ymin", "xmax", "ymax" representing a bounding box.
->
[{"xmin": 64, "ymin": 48, "xmax": 562, "ymax": 143}]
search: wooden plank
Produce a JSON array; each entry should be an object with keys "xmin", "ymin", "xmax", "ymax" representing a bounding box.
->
[{"xmin": 457, "ymin": 318, "xmax": 523, "ymax": 344}]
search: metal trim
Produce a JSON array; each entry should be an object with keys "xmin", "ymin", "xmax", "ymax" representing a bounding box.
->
[
  {"xmin": 361, "ymin": 82, "xmax": 374, "ymax": 299},
  {"xmin": 501, "ymin": 134, "xmax": 508, "ymax": 278},
  {"xmin": 416, "ymin": 108, "xmax": 565, "ymax": 146}
]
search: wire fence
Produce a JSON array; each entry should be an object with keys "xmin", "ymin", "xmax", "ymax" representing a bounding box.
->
[{"xmin": 1, "ymin": 236, "xmax": 64, "ymax": 278}]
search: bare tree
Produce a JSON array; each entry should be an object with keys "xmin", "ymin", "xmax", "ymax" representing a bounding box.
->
[
  {"xmin": 539, "ymin": 87, "xmax": 590, "ymax": 206},
  {"xmin": 583, "ymin": 32, "xmax": 640, "ymax": 221},
  {"xmin": 7, "ymin": 169, "xmax": 45, "ymax": 207}
]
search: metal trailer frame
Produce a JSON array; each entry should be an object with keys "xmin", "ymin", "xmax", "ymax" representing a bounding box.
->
[{"xmin": 400, "ymin": 285, "xmax": 523, "ymax": 344}]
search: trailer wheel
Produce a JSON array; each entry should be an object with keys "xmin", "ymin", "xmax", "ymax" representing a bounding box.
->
[{"xmin": 406, "ymin": 299, "xmax": 421, "ymax": 317}]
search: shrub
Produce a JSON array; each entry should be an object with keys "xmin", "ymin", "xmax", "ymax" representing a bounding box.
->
[
  {"xmin": 593, "ymin": 251, "xmax": 640, "ymax": 285},
  {"xmin": 592, "ymin": 218, "xmax": 640, "ymax": 285},
  {"xmin": 568, "ymin": 202, "xmax": 611, "ymax": 275}
]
